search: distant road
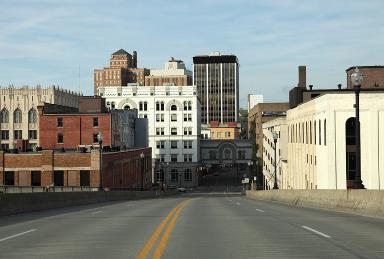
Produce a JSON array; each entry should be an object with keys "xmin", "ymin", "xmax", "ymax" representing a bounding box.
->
[{"xmin": 1, "ymin": 193, "xmax": 383, "ymax": 258}]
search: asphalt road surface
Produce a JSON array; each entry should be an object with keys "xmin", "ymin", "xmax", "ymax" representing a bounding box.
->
[{"xmin": 1, "ymin": 193, "xmax": 384, "ymax": 258}]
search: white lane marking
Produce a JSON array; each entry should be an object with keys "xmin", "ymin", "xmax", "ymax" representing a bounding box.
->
[
  {"xmin": 0, "ymin": 229, "xmax": 37, "ymax": 242},
  {"xmin": 91, "ymin": 210, "xmax": 103, "ymax": 215},
  {"xmin": 302, "ymin": 226, "xmax": 331, "ymax": 238},
  {"xmin": 236, "ymin": 202, "xmax": 241, "ymax": 205},
  {"xmin": 255, "ymin": 209, "xmax": 264, "ymax": 212}
]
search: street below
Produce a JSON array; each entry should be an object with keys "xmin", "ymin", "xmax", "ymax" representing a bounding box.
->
[{"xmin": 0, "ymin": 193, "xmax": 383, "ymax": 258}]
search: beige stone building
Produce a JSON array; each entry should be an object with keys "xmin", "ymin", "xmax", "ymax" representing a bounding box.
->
[
  {"xmin": 94, "ymin": 49, "xmax": 150, "ymax": 94},
  {"xmin": 0, "ymin": 85, "xmax": 79, "ymax": 150},
  {"xmin": 145, "ymin": 58, "xmax": 192, "ymax": 86}
]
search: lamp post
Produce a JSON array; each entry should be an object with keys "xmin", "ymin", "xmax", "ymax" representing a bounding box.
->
[
  {"xmin": 160, "ymin": 162, "xmax": 164, "ymax": 191},
  {"xmin": 97, "ymin": 132, "xmax": 103, "ymax": 191},
  {"xmin": 248, "ymin": 160, "xmax": 253, "ymax": 190},
  {"xmin": 351, "ymin": 67, "xmax": 365, "ymax": 189},
  {"xmin": 272, "ymin": 131, "xmax": 279, "ymax": 189},
  {"xmin": 140, "ymin": 152, "xmax": 145, "ymax": 191}
]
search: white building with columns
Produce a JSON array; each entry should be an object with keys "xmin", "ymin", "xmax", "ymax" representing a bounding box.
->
[
  {"xmin": 287, "ymin": 92, "xmax": 384, "ymax": 190},
  {"xmin": 98, "ymin": 85, "xmax": 201, "ymax": 187}
]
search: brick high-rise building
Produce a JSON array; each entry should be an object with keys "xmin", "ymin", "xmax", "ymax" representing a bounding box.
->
[
  {"xmin": 193, "ymin": 52, "xmax": 239, "ymax": 124},
  {"xmin": 94, "ymin": 49, "xmax": 150, "ymax": 94}
]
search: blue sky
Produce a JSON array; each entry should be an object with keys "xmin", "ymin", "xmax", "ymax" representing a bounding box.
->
[{"xmin": 0, "ymin": 0, "xmax": 383, "ymax": 108}]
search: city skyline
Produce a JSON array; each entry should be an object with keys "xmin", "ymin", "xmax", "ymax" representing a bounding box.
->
[{"xmin": 1, "ymin": 0, "xmax": 384, "ymax": 108}]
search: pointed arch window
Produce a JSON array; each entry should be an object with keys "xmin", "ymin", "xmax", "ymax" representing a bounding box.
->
[
  {"xmin": 28, "ymin": 108, "xmax": 37, "ymax": 123},
  {"xmin": 14, "ymin": 108, "xmax": 22, "ymax": 123},
  {"xmin": 0, "ymin": 108, "xmax": 9, "ymax": 123}
]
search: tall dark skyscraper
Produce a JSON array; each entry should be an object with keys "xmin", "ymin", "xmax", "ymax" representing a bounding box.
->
[{"xmin": 193, "ymin": 52, "xmax": 239, "ymax": 124}]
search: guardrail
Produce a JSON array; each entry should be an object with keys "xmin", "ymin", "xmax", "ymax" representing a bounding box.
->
[{"xmin": 0, "ymin": 186, "xmax": 98, "ymax": 193}]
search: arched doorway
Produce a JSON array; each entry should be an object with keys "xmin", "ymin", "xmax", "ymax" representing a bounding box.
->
[{"xmin": 345, "ymin": 117, "xmax": 356, "ymax": 188}]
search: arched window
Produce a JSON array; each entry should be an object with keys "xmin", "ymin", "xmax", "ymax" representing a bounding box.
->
[
  {"xmin": 324, "ymin": 119, "xmax": 327, "ymax": 146},
  {"xmin": 345, "ymin": 117, "xmax": 357, "ymax": 185},
  {"xmin": 302, "ymin": 123, "xmax": 304, "ymax": 143},
  {"xmin": 171, "ymin": 104, "xmax": 177, "ymax": 111},
  {"xmin": 319, "ymin": 119, "xmax": 322, "ymax": 145},
  {"xmin": 123, "ymin": 105, "xmax": 130, "ymax": 110},
  {"xmin": 28, "ymin": 108, "xmax": 37, "ymax": 123},
  {"xmin": 0, "ymin": 108, "xmax": 9, "ymax": 123},
  {"xmin": 188, "ymin": 101, "xmax": 192, "ymax": 110},
  {"xmin": 310, "ymin": 121, "xmax": 312, "ymax": 144},
  {"xmin": 224, "ymin": 149, "xmax": 231, "ymax": 160},
  {"xmin": 305, "ymin": 122, "xmax": 308, "ymax": 144},
  {"xmin": 183, "ymin": 101, "xmax": 188, "ymax": 110},
  {"xmin": 14, "ymin": 108, "xmax": 22, "ymax": 123},
  {"xmin": 314, "ymin": 120, "xmax": 316, "ymax": 145}
]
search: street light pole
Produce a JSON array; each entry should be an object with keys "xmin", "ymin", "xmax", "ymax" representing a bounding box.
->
[
  {"xmin": 351, "ymin": 67, "xmax": 365, "ymax": 189},
  {"xmin": 272, "ymin": 131, "xmax": 279, "ymax": 189},
  {"xmin": 140, "ymin": 152, "xmax": 145, "ymax": 191},
  {"xmin": 97, "ymin": 132, "xmax": 103, "ymax": 191}
]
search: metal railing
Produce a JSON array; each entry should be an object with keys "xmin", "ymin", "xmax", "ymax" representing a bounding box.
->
[{"xmin": 0, "ymin": 186, "xmax": 99, "ymax": 193}]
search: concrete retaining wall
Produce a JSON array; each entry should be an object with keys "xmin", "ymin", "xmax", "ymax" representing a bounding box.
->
[
  {"xmin": 246, "ymin": 190, "xmax": 384, "ymax": 219},
  {"xmin": 0, "ymin": 191, "xmax": 176, "ymax": 217}
]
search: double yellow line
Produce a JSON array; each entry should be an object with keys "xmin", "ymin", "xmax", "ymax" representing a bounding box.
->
[{"xmin": 136, "ymin": 199, "xmax": 191, "ymax": 259}]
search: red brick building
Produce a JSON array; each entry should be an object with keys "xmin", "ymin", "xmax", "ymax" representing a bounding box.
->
[
  {"xmin": 346, "ymin": 66, "xmax": 384, "ymax": 89},
  {"xmin": 38, "ymin": 97, "xmax": 138, "ymax": 150},
  {"xmin": 94, "ymin": 49, "xmax": 150, "ymax": 95},
  {"xmin": 0, "ymin": 148, "xmax": 152, "ymax": 189}
]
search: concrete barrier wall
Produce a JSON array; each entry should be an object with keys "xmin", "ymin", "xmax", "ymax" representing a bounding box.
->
[
  {"xmin": 0, "ymin": 191, "xmax": 177, "ymax": 217},
  {"xmin": 246, "ymin": 190, "xmax": 384, "ymax": 219}
]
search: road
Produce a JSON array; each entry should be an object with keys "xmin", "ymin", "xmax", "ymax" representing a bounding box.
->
[{"xmin": 1, "ymin": 193, "xmax": 384, "ymax": 258}]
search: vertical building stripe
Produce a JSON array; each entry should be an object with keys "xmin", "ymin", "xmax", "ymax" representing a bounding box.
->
[
  {"xmin": 206, "ymin": 64, "xmax": 209, "ymax": 124},
  {"xmin": 220, "ymin": 63, "xmax": 223, "ymax": 124}
]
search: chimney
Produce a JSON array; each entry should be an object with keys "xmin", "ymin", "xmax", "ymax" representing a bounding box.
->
[
  {"xmin": 298, "ymin": 66, "xmax": 306, "ymax": 88},
  {"xmin": 133, "ymin": 51, "xmax": 137, "ymax": 68}
]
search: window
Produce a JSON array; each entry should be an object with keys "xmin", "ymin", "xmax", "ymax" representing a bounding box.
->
[
  {"xmin": 310, "ymin": 121, "xmax": 312, "ymax": 144},
  {"xmin": 183, "ymin": 101, "xmax": 188, "ymax": 111},
  {"xmin": 1, "ymin": 130, "xmax": 9, "ymax": 140},
  {"xmin": 188, "ymin": 101, "xmax": 192, "ymax": 110},
  {"xmin": 156, "ymin": 114, "xmax": 164, "ymax": 122},
  {"xmin": 314, "ymin": 121, "xmax": 316, "ymax": 145},
  {"xmin": 14, "ymin": 108, "xmax": 22, "ymax": 123},
  {"xmin": 57, "ymin": 133, "xmax": 64, "ymax": 144},
  {"xmin": 29, "ymin": 130, "xmax": 37, "ymax": 140},
  {"xmin": 183, "ymin": 154, "xmax": 192, "ymax": 162},
  {"xmin": 80, "ymin": 170, "xmax": 90, "ymax": 186},
  {"xmin": 4, "ymin": 171, "xmax": 14, "ymax": 185},
  {"xmin": 183, "ymin": 140, "xmax": 192, "ymax": 149},
  {"xmin": 184, "ymin": 169, "xmax": 192, "ymax": 181},
  {"xmin": 93, "ymin": 133, "xmax": 98, "ymax": 143},
  {"xmin": 225, "ymin": 132, "xmax": 231, "ymax": 138},
  {"xmin": 209, "ymin": 150, "xmax": 217, "ymax": 160},
  {"xmin": 171, "ymin": 169, "xmax": 178, "ymax": 181},
  {"xmin": 156, "ymin": 101, "xmax": 165, "ymax": 111},
  {"xmin": 238, "ymin": 150, "xmax": 246, "ymax": 159},
  {"xmin": 31, "ymin": 171, "xmax": 41, "ymax": 186},
  {"xmin": 159, "ymin": 154, "xmax": 165, "ymax": 162},
  {"xmin": 171, "ymin": 114, "xmax": 177, "ymax": 122},
  {"xmin": 184, "ymin": 114, "xmax": 192, "ymax": 122},
  {"xmin": 171, "ymin": 128, "xmax": 177, "ymax": 135},
  {"xmin": 139, "ymin": 101, "xmax": 143, "ymax": 111},
  {"xmin": 171, "ymin": 104, "xmax": 177, "ymax": 111},
  {"xmin": 144, "ymin": 102, "xmax": 148, "ymax": 111},
  {"xmin": 54, "ymin": 171, "xmax": 64, "ymax": 186},
  {"xmin": 0, "ymin": 108, "xmax": 9, "ymax": 123},
  {"xmin": 156, "ymin": 128, "xmax": 165, "ymax": 136},
  {"xmin": 324, "ymin": 120, "xmax": 327, "ymax": 146},
  {"xmin": 171, "ymin": 154, "xmax": 178, "ymax": 162},
  {"xmin": 161, "ymin": 102, "xmax": 164, "ymax": 111},
  {"xmin": 14, "ymin": 130, "xmax": 22, "ymax": 140},
  {"xmin": 28, "ymin": 108, "xmax": 37, "ymax": 123},
  {"xmin": 171, "ymin": 141, "xmax": 178, "ymax": 149},
  {"xmin": 156, "ymin": 141, "xmax": 165, "ymax": 149},
  {"xmin": 93, "ymin": 117, "xmax": 99, "ymax": 127},
  {"xmin": 319, "ymin": 119, "xmax": 321, "ymax": 145},
  {"xmin": 123, "ymin": 105, "xmax": 130, "ymax": 110},
  {"xmin": 57, "ymin": 117, "xmax": 63, "ymax": 127},
  {"xmin": 346, "ymin": 118, "xmax": 356, "ymax": 145}
]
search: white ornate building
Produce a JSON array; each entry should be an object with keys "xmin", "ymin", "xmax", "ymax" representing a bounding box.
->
[
  {"xmin": 98, "ymin": 85, "xmax": 201, "ymax": 187},
  {"xmin": 0, "ymin": 86, "xmax": 79, "ymax": 150}
]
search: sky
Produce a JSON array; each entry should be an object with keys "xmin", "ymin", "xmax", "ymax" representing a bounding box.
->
[{"xmin": 0, "ymin": 0, "xmax": 383, "ymax": 108}]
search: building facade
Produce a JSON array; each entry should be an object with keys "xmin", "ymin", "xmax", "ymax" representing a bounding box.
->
[
  {"xmin": 94, "ymin": 49, "xmax": 150, "ymax": 94},
  {"xmin": 0, "ymin": 148, "xmax": 152, "ymax": 190},
  {"xmin": 193, "ymin": 52, "xmax": 239, "ymax": 124},
  {"xmin": 98, "ymin": 85, "xmax": 201, "ymax": 187},
  {"xmin": 207, "ymin": 121, "xmax": 240, "ymax": 140},
  {"xmin": 262, "ymin": 117, "xmax": 288, "ymax": 190},
  {"xmin": 248, "ymin": 103, "xmax": 289, "ymax": 158},
  {"xmin": 145, "ymin": 58, "xmax": 192, "ymax": 86},
  {"xmin": 0, "ymin": 86, "xmax": 79, "ymax": 150},
  {"xmin": 287, "ymin": 93, "xmax": 384, "ymax": 190},
  {"xmin": 346, "ymin": 66, "xmax": 384, "ymax": 89}
]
